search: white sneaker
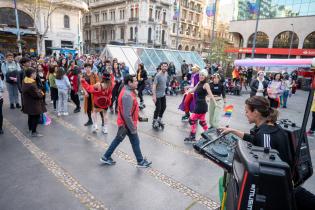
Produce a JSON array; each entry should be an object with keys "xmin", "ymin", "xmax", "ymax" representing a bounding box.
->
[
  {"xmin": 63, "ymin": 112, "xmax": 69, "ymax": 116},
  {"xmin": 92, "ymin": 124, "xmax": 98, "ymax": 133},
  {"xmin": 102, "ymin": 125, "xmax": 108, "ymax": 134},
  {"xmin": 57, "ymin": 112, "xmax": 61, "ymax": 117}
]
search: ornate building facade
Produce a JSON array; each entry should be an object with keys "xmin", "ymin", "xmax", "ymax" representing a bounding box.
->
[
  {"xmin": 0, "ymin": 0, "xmax": 88, "ymax": 55},
  {"xmin": 83, "ymin": 0, "xmax": 172, "ymax": 54}
]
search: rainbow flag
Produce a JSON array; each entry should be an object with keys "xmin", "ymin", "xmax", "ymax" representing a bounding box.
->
[
  {"xmin": 206, "ymin": 4, "xmax": 215, "ymax": 17},
  {"xmin": 173, "ymin": 0, "xmax": 180, "ymax": 19},
  {"xmin": 223, "ymin": 105, "xmax": 234, "ymax": 117}
]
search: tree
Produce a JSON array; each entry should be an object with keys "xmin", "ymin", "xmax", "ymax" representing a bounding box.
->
[
  {"xmin": 207, "ymin": 37, "xmax": 233, "ymax": 67},
  {"xmin": 23, "ymin": 0, "xmax": 66, "ymax": 54}
]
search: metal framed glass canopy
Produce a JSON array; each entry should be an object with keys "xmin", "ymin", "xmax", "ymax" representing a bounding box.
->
[{"xmin": 101, "ymin": 45, "xmax": 205, "ymax": 75}]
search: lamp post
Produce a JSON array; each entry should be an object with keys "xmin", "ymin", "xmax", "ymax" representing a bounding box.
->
[
  {"xmin": 13, "ymin": 0, "xmax": 22, "ymax": 54},
  {"xmin": 251, "ymin": 0, "xmax": 261, "ymax": 58},
  {"xmin": 288, "ymin": 24, "xmax": 294, "ymax": 59},
  {"xmin": 175, "ymin": 0, "xmax": 180, "ymax": 50}
]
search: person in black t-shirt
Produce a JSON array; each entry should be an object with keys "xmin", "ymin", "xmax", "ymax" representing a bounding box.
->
[{"xmin": 221, "ymin": 96, "xmax": 292, "ymax": 167}]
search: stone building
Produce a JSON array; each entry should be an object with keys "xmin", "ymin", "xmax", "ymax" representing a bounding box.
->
[
  {"xmin": 0, "ymin": 0, "xmax": 88, "ymax": 56},
  {"xmin": 83, "ymin": 0, "xmax": 173, "ymax": 54}
]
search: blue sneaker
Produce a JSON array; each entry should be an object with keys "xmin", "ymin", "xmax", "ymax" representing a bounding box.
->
[
  {"xmin": 137, "ymin": 158, "xmax": 152, "ymax": 168},
  {"xmin": 100, "ymin": 157, "xmax": 116, "ymax": 165}
]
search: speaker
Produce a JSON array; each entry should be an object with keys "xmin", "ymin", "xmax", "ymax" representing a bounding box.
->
[{"xmin": 226, "ymin": 140, "xmax": 294, "ymax": 210}]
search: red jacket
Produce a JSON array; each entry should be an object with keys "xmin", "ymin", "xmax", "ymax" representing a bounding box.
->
[
  {"xmin": 81, "ymin": 79, "xmax": 113, "ymax": 109},
  {"xmin": 117, "ymin": 86, "xmax": 139, "ymax": 130},
  {"xmin": 68, "ymin": 71, "xmax": 79, "ymax": 93}
]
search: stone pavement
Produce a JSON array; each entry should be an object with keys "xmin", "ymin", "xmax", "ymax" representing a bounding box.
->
[{"xmin": 0, "ymin": 90, "xmax": 314, "ymax": 210}]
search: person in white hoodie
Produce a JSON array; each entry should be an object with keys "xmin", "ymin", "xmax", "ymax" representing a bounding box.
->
[
  {"xmin": 55, "ymin": 67, "xmax": 71, "ymax": 116},
  {"xmin": 0, "ymin": 73, "xmax": 4, "ymax": 134}
]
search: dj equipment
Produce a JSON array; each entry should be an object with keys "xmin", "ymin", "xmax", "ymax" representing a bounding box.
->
[
  {"xmin": 277, "ymin": 119, "xmax": 313, "ymax": 187},
  {"xmin": 226, "ymin": 140, "xmax": 294, "ymax": 210},
  {"xmin": 193, "ymin": 128, "xmax": 241, "ymax": 172}
]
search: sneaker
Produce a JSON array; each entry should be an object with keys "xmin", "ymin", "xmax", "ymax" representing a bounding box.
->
[
  {"xmin": 84, "ymin": 120, "xmax": 93, "ymax": 126},
  {"xmin": 10, "ymin": 104, "xmax": 15, "ymax": 109},
  {"xmin": 57, "ymin": 112, "xmax": 62, "ymax": 117},
  {"xmin": 184, "ymin": 134, "xmax": 196, "ymax": 143},
  {"xmin": 102, "ymin": 125, "xmax": 108, "ymax": 134},
  {"xmin": 73, "ymin": 108, "xmax": 80, "ymax": 113},
  {"xmin": 16, "ymin": 103, "xmax": 21, "ymax": 109},
  {"xmin": 50, "ymin": 101, "xmax": 54, "ymax": 104},
  {"xmin": 31, "ymin": 132, "xmax": 43, "ymax": 137},
  {"xmin": 137, "ymin": 158, "xmax": 152, "ymax": 168},
  {"xmin": 92, "ymin": 124, "xmax": 98, "ymax": 133},
  {"xmin": 152, "ymin": 120, "xmax": 159, "ymax": 129},
  {"xmin": 100, "ymin": 157, "xmax": 116, "ymax": 165},
  {"xmin": 63, "ymin": 112, "xmax": 69, "ymax": 116}
]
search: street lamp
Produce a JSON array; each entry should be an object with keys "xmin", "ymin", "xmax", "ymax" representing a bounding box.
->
[{"xmin": 288, "ymin": 24, "xmax": 294, "ymax": 59}]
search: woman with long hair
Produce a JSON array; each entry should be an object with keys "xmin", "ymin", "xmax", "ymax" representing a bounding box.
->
[
  {"xmin": 136, "ymin": 63, "xmax": 148, "ymax": 109},
  {"xmin": 267, "ymin": 73, "xmax": 284, "ymax": 108},
  {"xmin": 82, "ymin": 63, "xmax": 99, "ymax": 126},
  {"xmin": 110, "ymin": 62, "xmax": 123, "ymax": 113},
  {"xmin": 81, "ymin": 71, "xmax": 114, "ymax": 134},
  {"xmin": 184, "ymin": 69, "xmax": 217, "ymax": 142}
]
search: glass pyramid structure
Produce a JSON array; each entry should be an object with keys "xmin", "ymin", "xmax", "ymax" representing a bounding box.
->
[{"xmin": 101, "ymin": 45, "xmax": 205, "ymax": 75}]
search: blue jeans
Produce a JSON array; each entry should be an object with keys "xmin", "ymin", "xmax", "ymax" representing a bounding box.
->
[
  {"xmin": 6, "ymin": 82, "xmax": 19, "ymax": 104},
  {"xmin": 103, "ymin": 126, "xmax": 144, "ymax": 163},
  {"xmin": 281, "ymin": 90, "xmax": 289, "ymax": 107}
]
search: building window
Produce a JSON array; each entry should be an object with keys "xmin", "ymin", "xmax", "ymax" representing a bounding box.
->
[
  {"xmin": 61, "ymin": 40, "xmax": 73, "ymax": 48},
  {"xmin": 148, "ymin": 27, "xmax": 152, "ymax": 42},
  {"xmin": 130, "ymin": 27, "xmax": 133, "ymax": 40},
  {"xmin": 95, "ymin": 14, "xmax": 99, "ymax": 23},
  {"xmin": 64, "ymin": 15, "xmax": 70, "ymax": 28},
  {"xmin": 120, "ymin": 28, "xmax": 124, "ymax": 39},
  {"xmin": 303, "ymin": 31, "xmax": 315, "ymax": 49},
  {"xmin": 163, "ymin": 12, "xmax": 166, "ymax": 22},
  {"xmin": 135, "ymin": 27, "xmax": 138, "ymax": 41},
  {"xmin": 135, "ymin": 7, "xmax": 139, "ymax": 18},
  {"xmin": 173, "ymin": 23, "xmax": 176, "ymax": 33},
  {"xmin": 131, "ymin": 8, "xmax": 134, "ymax": 18},
  {"xmin": 149, "ymin": 8, "xmax": 153, "ymax": 19},
  {"xmin": 273, "ymin": 31, "xmax": 299, "ymax": 48},
  {"xmin": 111, "ymin": 30, "xmax": 115, "ymax": 40},
  {"xmin": 102, "ymin": 12, "xmax": 107, "ymax": 21},
  {"xmin": 247, "ymin": 31, "xmax": 269, "ymax": 48}
]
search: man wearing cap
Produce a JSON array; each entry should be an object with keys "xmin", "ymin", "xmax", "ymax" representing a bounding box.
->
[{"xmin": 1, "ymin": 53, "xmax": 22, "ymax": 109}]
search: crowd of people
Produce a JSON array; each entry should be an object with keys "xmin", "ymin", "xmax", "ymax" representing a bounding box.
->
[{"xmin": 0, "ymin": 51, "xmax": 307, "ymax": 167}]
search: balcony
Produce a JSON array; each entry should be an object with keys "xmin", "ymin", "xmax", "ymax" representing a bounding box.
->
[
  {"xmin": 129, "ymin": 17, "xmax": 139, "ymax": 22},
  {"xmin": 89, "ymin": 0, "xmax": 125, "ymax": 8},
  {"xmin": 148, "ymin": 17, "xmax": 154, "ymax": 22},
  {"xmin": 148, "ymin": 40, "xmax": 153, "ymax": 44},
  {"xmin": 162, "ymin": 20, "xmax": 167, "ymax": 25},
  {"xmin": 162, "ymin": 41, "xmax": 166, "ymax": 46},
  {"xmin": 128, "ymin": 38, "xmax": 136, "ymax": 43}
]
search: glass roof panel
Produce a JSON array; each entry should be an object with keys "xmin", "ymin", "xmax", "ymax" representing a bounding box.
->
[
  {"xmin": 107, "ymin": 46, "xmax": 134, "ymax": 73},
  {"xmin": 144, "ymin": 48, "xmax": 161, "ymax": 67},
  {"xmin": 163, "ymin": 50, "xmax": 181, "ymax": 70},
  {"xmin": 155, "ymin": 49, "xmax": 170, "ymax": 63},
  {"xmin": 134, "ymin": 47, "xmax": 156, "ymax": 75},
  {"xmin": 180, "ymin": 52, "xmax": 194, "ymax": 64},
  {"xmin": 121, "ymin": 46, "xmax": 141, "ymax": 72}
]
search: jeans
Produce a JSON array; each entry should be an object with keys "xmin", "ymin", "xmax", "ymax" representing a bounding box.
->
[
  {"xmin": 28, "ymin": 114, "xmax": 40, "ymax": 133},
  {"xmin": 6, "ymin": 82, "xmax": 19, "ymax": 104},
  {"xmin": 153, "ymin": 96, "xmax": 166, "ymax": 119},
  {"xmin": 0, "ymin": 98, "xmax": 3, "ymax": 130},
  {"xmin": 111, "ymin": 82, "xmax": 121, "ymax": 110},
  {"xmin": 58, "ymin": 89, "xmax": 68, "ymax": 113},
  {"xmin": 137, "ymin": 83, "xmax": 145, "ymax": 103},
  {"xmin": 103, "ymin": 126, "xmax": 144, "ymax": 163},
  {"xmin": 280, "ymin": 90, "xmax": 289, "ymax": 107},
  {"xmin": 70, "ymin": 90, "xmax": 80, "ymax": 109}
]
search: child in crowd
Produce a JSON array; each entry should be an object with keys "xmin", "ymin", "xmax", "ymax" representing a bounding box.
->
[
  {"xmin": 55, "ymin": 67, "xmax": 71, "ymax": 116},
  {"xmin": 180, "ymin": 76, "xmax": 190, "ymax": 94},
  {"xmin": 48, "ymin": 65, "xmax": 58, "ymax": 111},
  {"xmin": 170, "ymin": 77, "xmax": 180, "ymax": 95}
]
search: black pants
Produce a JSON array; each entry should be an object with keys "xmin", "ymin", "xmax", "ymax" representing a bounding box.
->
[
  {"xmin": 111, "ymin": 82, "xmax": 121, "ymax": 110},
  {"xmin": 87, "ymin": 94, "xmax": 92, "ymax": 121},
  {"xmin": 28, "ymin": 114, "xmax": 40, "ymax": 133},
  {"xmin": 0, "ymin": 99, "xmax": 3, "ymax": 130},
  {"xmin": 50, "ymin": 87, "xmax": 58, "ymax": 109},
  {"xmin": 310, "ymin": 112, "xmax": 315, "ymax": 131},
  {"xmin": 153, "ymin": 96, "xmax": 166, "ymax": 119},
  {"xmin": 70, "ymin": 90, "xmax": 80, "ymax": 109},
  {"xmin": 137, "ymin": 83, "xmax": 145, "ymax": 103}
]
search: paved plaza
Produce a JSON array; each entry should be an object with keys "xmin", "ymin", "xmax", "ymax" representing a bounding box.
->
[{"xmin": 0, "ymin": 90, "xmax": 314, "ymax": 210}]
